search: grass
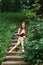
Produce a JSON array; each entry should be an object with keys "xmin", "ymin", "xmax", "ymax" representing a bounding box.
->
[
  {"xmin": 0, "ymin": 20, "xmax": 21, "ymax": 64},
  {"xmin": 0, "ymin": 12, "xmax": 28, "ymax": 22}
]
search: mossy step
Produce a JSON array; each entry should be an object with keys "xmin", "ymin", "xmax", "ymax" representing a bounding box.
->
[
  {"xmin": 11, "ymin": 39, "xmax": 18, "ymax": 42},
  {"xmin": 7, "ymin": 51, "xmax": 23, "ymax": 55},
  {"xmin": 3, "ymin": 56, "xmax": 23, "ymax": 61},
  {"xmin": 2, "ymin": 61, "xmax": 29, "ymax": 65},
  {"xmin": 9, "ymin": 43, "xmax": 16, "ymax": 47}
]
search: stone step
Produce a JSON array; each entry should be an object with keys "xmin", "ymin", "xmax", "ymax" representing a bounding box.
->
[
  {"xmin": 8, "ymin": 46, "xmax": 19, "ymax": 50},
  {"xmin": 11, "ymin": 40, "xmax": 17, "ymax": 43},
  {"xmin": 12, "ymin": 38, "xmax": 18, "ymax": 40},
  {"xmin": 11, "ymin": 39, "xmax": 18, "ymax": 42},
  {"xmin": 9, "ymin": 43, "xmax": 19, "ymax": 48},
  {"xmin": 1, "ymin": 34, "xmax": 29, "ymax": 65},
  {"xmin": 8, "ymin": 45, "xmax": 21, "ymax": 50},
  {"xmin": 12, "ymin": 39, "xmax": 18, "ymax": 41},
  {"xmin": 9, "ymin": 43, "xmax": 21, "ymax": 47},
  {"xmin": 2, "ymin": 61, "xmax": 29, "ymax": 65},
  {"xmin": 12, "ymin": 37, "xmax": 18, "ymax": 39},
  {"xmin": 8, "ymin": 47, "xmax": 20, "ymax": 52},
  {"xmin": 10, "ymin": 43, "xmax": 16, "ymax": 47},
  {"xmin": 7, "ymin": 51, "xmax": 22, "ymax": 56},
  {"xmin": 3, "ymin": 56, "xmax": 23, "ymax": 61}
]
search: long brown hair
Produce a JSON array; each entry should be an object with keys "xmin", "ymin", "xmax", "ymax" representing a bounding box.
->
[{"xmin": 20, "ymin": 22, "xmax": 28, "ymax": 36}]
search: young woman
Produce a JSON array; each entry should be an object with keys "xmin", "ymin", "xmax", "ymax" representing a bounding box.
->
[{"xmin": 9, "ymin": 22, "xmax": 28, "ymax": 53}]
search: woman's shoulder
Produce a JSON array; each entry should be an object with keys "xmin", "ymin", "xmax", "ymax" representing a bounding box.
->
[
  {"xmin": 18, "ymin": 28, "xmax": 21, "ymax": 31},
  {"xmin": 18, "ymin": 28, "xmax": 21, "ymax": 30}
]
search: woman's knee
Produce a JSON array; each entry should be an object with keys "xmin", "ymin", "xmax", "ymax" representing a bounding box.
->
[
  {"xmin": 21, "ymin": 39, "xmax": 24, "ymax": 45},
  {"xmin": 21, "ymin": 37, "xmax": 24, "ymax": 42},
  {"xmin": 18, "ymin": 37, "xmax": 21, "ymax": 41},
  {"xmin": 18, "ymin": 37, "xmax": 24, "ymax": 44}
]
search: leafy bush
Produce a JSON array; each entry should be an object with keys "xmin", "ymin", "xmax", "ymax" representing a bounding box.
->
[{"xmin": 24, "ymin": 20, "xmax": 43, "ymax": 65}]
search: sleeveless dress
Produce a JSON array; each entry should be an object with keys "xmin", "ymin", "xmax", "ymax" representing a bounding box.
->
[{"xmin": 18, "ymin": 29, "xmax": 26, "ymax": 37}]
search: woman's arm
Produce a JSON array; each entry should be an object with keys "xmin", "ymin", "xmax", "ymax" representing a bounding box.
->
[
  {"xmin": 15, "ymin": 28, "xmax": 21, "ymax": 35},
  {"xmin": 18, "ymin": 28, "xmax": 21, "ymax": 34},
  {"xmin": 23, "ymin": 36, "xmax": 26, "ymax": 39}
]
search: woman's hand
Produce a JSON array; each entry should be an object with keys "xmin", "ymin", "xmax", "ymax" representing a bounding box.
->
[
  {"xmin": 23, "ymin": 36, "xmax": 26, "ymax": 39},
  {"xmin": 15, "ymin": 33, "xmax": 19, "ymax": 35}
]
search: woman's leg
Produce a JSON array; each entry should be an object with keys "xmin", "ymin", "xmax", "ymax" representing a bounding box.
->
[
  {"xmin": 8, "ymin": 37, "xmax": 21, "ymax": 53},
  {"xmin": 21, "ymin": 37, "xmax": 25, "ymax": 52}
]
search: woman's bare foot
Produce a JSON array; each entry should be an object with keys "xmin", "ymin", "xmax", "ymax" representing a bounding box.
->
[
  {"xmin": 8, "ymin": 50, "xmax": 12, "ymax": 53},
  {"xmin": 22, "ymin": 49, "xmax": 25, "ymax": 53}
]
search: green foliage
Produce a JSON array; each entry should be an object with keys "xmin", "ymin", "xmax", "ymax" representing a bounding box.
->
[
  {"xmin": 0, "ymin": 20, "xmax": 21, "ymax": 64},
  {"xmin": 24, "ymin": 0, "xmax": 41, "ymax": 20},
  {"xmin": 1, "ymin": 0, "xmax": 22, "ymax": 12},
  {"xmin": 0, "ymin": 12, "xmax": 27, "ymax": 22},
  {"xmin": 24, "ymin": 20, "xmax": 43, "ymax": 65},
  {"xmin": 0, "ymin": 0, "xmax": 42, "ymax": 13},
  {"xmin": 1, "ymin": 0, "xmax": 11, "ymax": 12},
  {"xmin": 23, "ymin": 1, "xmax": 43, "ymax": 64}
]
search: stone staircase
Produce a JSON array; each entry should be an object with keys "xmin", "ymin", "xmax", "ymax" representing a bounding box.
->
[{"xmin": 1, "ymin": 34, "xmax": 29, "ymax": 65}]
